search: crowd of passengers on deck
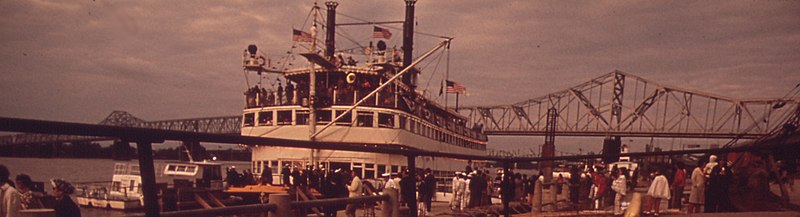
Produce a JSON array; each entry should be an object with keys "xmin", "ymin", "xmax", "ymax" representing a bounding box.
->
[{"xmin": 244, "ymin": 77, "xmax": 398, "ymax": 109}]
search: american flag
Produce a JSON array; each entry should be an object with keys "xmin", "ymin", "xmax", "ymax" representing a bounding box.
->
[
  {"xmin": 292, "ymin": 29, "xmax": 313, "ymax": 42},
  {"xmin": 373, "ymin": 26, "xmax": 392, "ymax": 39},
  {"xmin": 446, "ymin": 80, "xmax": 466, "ymax": 94}
]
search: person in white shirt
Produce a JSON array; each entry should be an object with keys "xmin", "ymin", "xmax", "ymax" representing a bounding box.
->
[
  {"xmin": 612, "ymin": 168, "xmax": 628, "ymax": 216},
  {"xmin": 345, "ymin": 170, "xmax": 362, "ymax": 217},
  {"xmin": 0, "ymin": 165, "xmax": 21, "ymax": 217}
]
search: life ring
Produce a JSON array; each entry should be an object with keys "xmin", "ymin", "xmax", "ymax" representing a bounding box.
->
[
  {"xmin": 257, "ymin": 56, "xmax": 267, "ymax": 66},
  {"xmin": 346, "ymin": 72, "xmax": 357, "ymax": 84}
]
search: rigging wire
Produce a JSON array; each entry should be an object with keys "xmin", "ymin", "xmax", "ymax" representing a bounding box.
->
[
  {"xmin": 419, "ymin": 48, "xmax": 446, "ymax": 99},
  {"xmin": 336, "ymin": 11, "xmax": 453, "ymax": 40}
]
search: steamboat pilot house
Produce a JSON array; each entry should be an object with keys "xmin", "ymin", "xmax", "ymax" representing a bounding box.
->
[{"xmin": 239, "ymin": 1, "xmax": 488, "ymax": 182}]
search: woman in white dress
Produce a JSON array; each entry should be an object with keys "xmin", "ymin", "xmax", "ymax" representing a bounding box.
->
[{"xmin": 645, "ymin": 169, "xmax": 670, "ymax": 216}]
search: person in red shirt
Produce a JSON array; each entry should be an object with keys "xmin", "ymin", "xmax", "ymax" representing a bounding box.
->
[
  {"xmin": 592, "ymin": 167, "xmax": 607, "ymax": 209},
  {"xmin": 670, "ymin": 163, "xmax": 687, "ymax": 210}
]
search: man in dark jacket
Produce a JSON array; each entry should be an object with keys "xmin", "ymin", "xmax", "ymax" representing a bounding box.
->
[
  {"xmin": 500, "ymin": 171, "xmax": 515, "ymax": 215},
  {"xmin": 419, "ymin": 168, "xmax": 436, "ymax": 215},
  {"xmin": 281, "ymin": 164, "xmax": 291, "ymax": 186},
  {"xmin": 399, "ymin": 170, "xmax": 416, "ymax": 207}
]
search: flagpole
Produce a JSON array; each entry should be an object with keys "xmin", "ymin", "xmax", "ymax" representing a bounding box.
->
[{"xmin": 456, "ymin": 92, "xmax": 459, "ymax": 112}]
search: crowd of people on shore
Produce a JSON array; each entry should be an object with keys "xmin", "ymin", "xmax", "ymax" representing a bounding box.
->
[{"xmin": 0, "ymin": 164, "xmax": 81, "ymax": 217}]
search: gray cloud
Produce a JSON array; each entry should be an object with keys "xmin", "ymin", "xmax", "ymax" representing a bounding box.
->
[{"xmin": 1, "ymin": 0, "xmax": 799, "ymax": 153}]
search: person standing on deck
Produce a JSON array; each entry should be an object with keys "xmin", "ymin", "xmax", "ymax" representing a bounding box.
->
[
  {"xmin": 277, "ymin": 82, "xmax": 284, "ymax": 105},
  {"xmin": 670, "ymin": 163, "xmax": 686, "ymax": 210},
  {"xmin": 0, "ymin": 165, "xmax": 21, "ymax": 217},
  {"xmin": 457, "ymin": 173, "xmax": 467, "ymax": 211},
  {"xmin": 688, "ymin": 161, "xmax": 706, "ymax": 213},
  {"xmin": 450, "ymin": 172, "xmax": 461, "ymax": 210},
  {"xmin": 645, "ymin": 169, "xmax": 670, "ymax": 216},
  {"xmin": 419, "ymin": 168, "xmax": 435, "ymax": 216},
  {"xmin": 51, "ymin": 178, "xmax": 80, "ymax": 217},
  {"xmin": 398, "ymin": 171, "xmax": 414, "ymax": 208},
  {"xmin": 345, "ymin": 170, "xmax": 362, "ymax": 217},
  {"xmin": 591, "ymin": 167, "xmax": 607, "ymax": 210},
  {"xmin": 612, "ymin": 168, "xmax": 628, "ymax": 216},
  {"xmin": 286, "ymin": 82, "xmax": 295, "ymax": 105}
]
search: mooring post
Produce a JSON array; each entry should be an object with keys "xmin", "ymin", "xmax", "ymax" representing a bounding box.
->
[
  {"xmin": 136, "ymin": 141, "xmax": 160, "ymax": 217},
  {"xmin": 532, "ymin": 179, "xmax": 542, "ymax": 213},
  {"xmin": 550, "ymin": 181, "xmax": 558, "ymax": 211},
  {"xmin": 382, "ymin": 187, "xmax": 399, "ymax": 217},
  {"xmin": 406, "ymin": 154, "xmax": 417, "ymax": 217},
  {"xmin": 624, "ymin": 192, "xmax": 643, "ymax": 217},
  {"xmin": 268, "ymin": 194, "xmax": 291, "ymax": 217}
]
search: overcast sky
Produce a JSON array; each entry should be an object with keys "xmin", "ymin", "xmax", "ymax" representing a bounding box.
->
[{"xmin": 2, "ymin": 0, "xmax": 799, "ymax": 153}]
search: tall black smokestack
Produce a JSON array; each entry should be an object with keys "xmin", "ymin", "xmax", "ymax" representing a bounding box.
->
[
  {"xmin": 325, "ymin": 1, "xmax": 338, "ymax": 58},
  {"xmin": 402, "ymin": 0, "xmax": 416, "ymax": 88}
]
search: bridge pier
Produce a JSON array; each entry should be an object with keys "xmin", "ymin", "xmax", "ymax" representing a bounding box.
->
[
  {"xmin": 111, "ymin": 140, "xmax": 133, "ymax": 161},
  {"xmin": 602, "ymin": 136, "xmax": 621, "ymax": 163},
  {"xmin": 406, "ymin": 155, "xmax": 417, "ymax": 217},
  {"xmin": 137, "ymin": 141, "xmax": 160, "ymax": 217}
]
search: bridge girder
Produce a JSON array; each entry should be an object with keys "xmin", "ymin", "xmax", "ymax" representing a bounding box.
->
[
  {"xmin": 460, "ymin": 70, "xmax": 800, "ymax": 139},
  {"xmin": 0, "ymin": 112, "xmax": 241, "ymax": 145}
]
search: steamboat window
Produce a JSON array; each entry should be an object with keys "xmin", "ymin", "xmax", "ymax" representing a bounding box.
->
[
  {"xmin": 277, "ymin": 110, "xmax": 292, "ymax": 125},
  {"xmin": 365, "ymin": 163, "xmax": 375, "ymax": 179},
  {"xmin": 243, "ymin": 113, "xmax": 255, "ymax": 127},
  {"xmin": 356, "ymin": 111, "xmax": 374, "ymax": 127},
  {"xmin": 295, "ymin": 110, "xmax": 309, "ymax": 125},
  {"xmin": 399, "ymin": 116, "xmax": 407, "ymax": 130},
  {"xmin": 258, "ymin": 111, "xmax": 273, "ymax": 126},
  {"xmin": 316, "ymin": 110, "xmax": 331, "ymax": 124},
  {"xmin": 377, "ymin": 164, "xmax": 386, "ymax": 176},
  {"xmin": 378, "ymin": 113, "xmax": 394, "ymax": 128},
  {"xmin": 330, "ymin": 162, "xmax": 350, "ymax": 172},
  {"xmin": 391, "ymin": 165, "xmax": 399, "ymax": 173},
  {"xmin": 352, "ymin": 162, "xmax": 363, "ymax": 178},
  {"xmin": 335, "ymin": 110, "xmax": 352, "ymax": 125}
]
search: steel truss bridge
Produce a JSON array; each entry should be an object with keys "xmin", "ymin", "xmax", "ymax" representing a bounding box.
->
[
  {"xmin": 458, "ymin": 70, "xmax": 800, "ymax": 139},
  {"xmin": 0, "ymin": 111, "xmax": 241, "ymax": 145},
  {"xmin": 1, "ymin": 70, "xmax": 798, "ymax": 146}
]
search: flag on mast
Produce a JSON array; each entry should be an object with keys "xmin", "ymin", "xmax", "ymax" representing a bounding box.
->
[
  {"xmin": 373, "ymin": 26, "xmax": 392, "ymax": 39},
  {"xmin": 292, "ymin": 29, "xmax": 313, "ymax": 42},
  {"xmin": 446, "ymin": 80, "xmax": 466, "ymax": 94}
]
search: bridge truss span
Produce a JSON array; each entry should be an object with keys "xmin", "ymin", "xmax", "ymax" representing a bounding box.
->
[
  {"xmin": 0, "ymin": 111, "xmax": 242, "ymax": 145},
  {"xmin": 460, "ymin": 71, "xmax": 800, "ymax": 139}
]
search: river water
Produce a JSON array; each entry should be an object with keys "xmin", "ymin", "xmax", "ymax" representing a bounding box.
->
[{"xmin": 0, "ymin": 157, "xmax": 250, "ymax": 217}]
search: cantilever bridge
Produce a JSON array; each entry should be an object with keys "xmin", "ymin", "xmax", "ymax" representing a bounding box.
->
[
  {"xmin": 459, "ymin": 70, "xmax": 800, "ymax": 139},
  {"xmin": 1, "ymin": 71, "xmax": 798, "ymax": 146}
]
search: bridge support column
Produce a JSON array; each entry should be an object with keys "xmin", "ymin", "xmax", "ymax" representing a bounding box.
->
[
  {"xmin": 541, "ymin": 108, "xmax": 557, "ymax": 183},
  {"xmin": 503, "ymin": 161, "xmax": 511, "ymax": 217},
  {"xmin": 406, "ymin": 155, "xmax": 417, "ymax": 217},
  {"xmin": 602, "ymin": 136, "xmax": 622, "ymax": 163},
  {"xmin": 111, "ymin": 140, "xmax": 133, "ymax": 161},
  {"xmin": 136, "ymin": 141, "xmax": 160, "ymax": 217}
]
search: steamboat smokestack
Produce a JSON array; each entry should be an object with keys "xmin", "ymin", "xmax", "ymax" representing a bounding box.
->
[
  {"xmin": 325, "ymin": 1, "xmax": 338, "ymax": 58},
  {"xmin": 402, "ymin": 0, "xmax": 416, "ymax": 88}
]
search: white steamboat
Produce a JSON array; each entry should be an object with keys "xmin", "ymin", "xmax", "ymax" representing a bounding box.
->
[{"xmin": 239, "ymin": 1, "xmax": 488, "ymax": 183}]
